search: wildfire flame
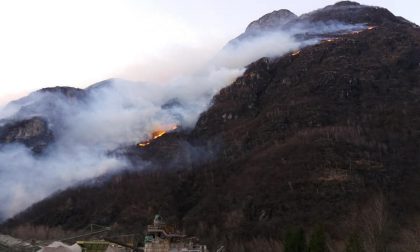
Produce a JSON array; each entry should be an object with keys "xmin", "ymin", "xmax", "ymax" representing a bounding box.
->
[
  {"xmin": 137, "ymin": 125, "xmax": 178, "ymax": 148},
  {"xmin": 152, "ymin": 130, "xmax": 167, "ymax": 140},
  {"xmin": 291, "ymin": 50, "xmax": 301, "ymax": 56},
  {"xmin": 138, "ymin": 142, "xmax": 149, "ymax": 147},
  {"xmin": 352, "ymin": 26, "xmax": 377, "ymax": 35},
  {"xmin": 322, "ymin": 38, "xmax": 337, "ymax": 43}
]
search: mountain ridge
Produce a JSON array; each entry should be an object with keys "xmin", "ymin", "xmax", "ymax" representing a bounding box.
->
[
  {"xmin": 2, "ymin": 2, "xmax": 420, "ymax": 250},
  {"xmin": 230, "ymin": 0, "xmax": 412, "ymax": 47}
]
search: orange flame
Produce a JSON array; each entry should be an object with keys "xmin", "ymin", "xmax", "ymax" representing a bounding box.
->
[
  {"xmin": 351, "ymin": 26, "xmax": 376, "ymax": 35},
  {"xmin": 138, "ymin": 142, "xmax": 150, "ymax": 147},
  {"xmin": 138, "ymin": 125, "xmax": 178, "ymax": 148},
  {"xmin": 152, "ymin": 130, "xmax": 167, "ymax": 139}
]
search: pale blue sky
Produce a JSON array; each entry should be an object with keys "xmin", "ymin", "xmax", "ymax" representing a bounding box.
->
[{"xmin": 0, "ymin": 0, "xmax": 416, "ymax": 103}]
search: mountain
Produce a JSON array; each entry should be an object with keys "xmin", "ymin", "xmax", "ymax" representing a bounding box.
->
[
  {"xmin": 0, "ymin": 117, "xmax": 53, "ymax": 154},
  {"xmin": 230, "ymin": 1, "xmax": 408, "ymax": 45},
  {"xmin": 0, "ymin": 79, "xmax": 140, "ymax": 154},
  {"xmin": 0, "ymin": 87, "xmax": 85, "ymax": 154},
  {"xmin": 2, "ymin": 1, "xmax": 420, "ymax": 251},
  {"xmin": 244, "ymin": 9, "xmax": 298, "ymax": 34},
  {"xmin": 38, "ymin": 86, "xmax": 86, "ymax": 99}
]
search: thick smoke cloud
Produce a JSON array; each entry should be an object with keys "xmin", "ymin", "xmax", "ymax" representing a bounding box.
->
[{"xmin": 0, "ymin": 21, "xmax": 365, "ymax": 220}]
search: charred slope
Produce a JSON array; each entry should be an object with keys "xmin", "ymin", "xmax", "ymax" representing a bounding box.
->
[{"xmin": 3, "ymin": 3, "xmax": 420, "ymax": 249}]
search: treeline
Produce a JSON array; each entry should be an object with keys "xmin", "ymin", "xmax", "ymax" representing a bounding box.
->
[
  {"xmin": 282, "ymin": 226, "xmax": 359, "ymax": 252},
  {"xmin": 225, "ymin": 225, "xmax": 361, "ymax": 252}
]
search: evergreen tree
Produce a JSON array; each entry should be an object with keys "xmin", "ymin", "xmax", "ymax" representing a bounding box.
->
[
  {"xmin": 308, "ymin": 225, "xmax": 328, "ymax": 252},
  {"xmin": 284, "ymin": 227, "xmax": 307, "ymax": 252}
]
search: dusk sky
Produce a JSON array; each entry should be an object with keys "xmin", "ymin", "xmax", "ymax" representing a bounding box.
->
[{"xmin": 0, "ymin": 0, "xmax": 417, "ymax": 104}]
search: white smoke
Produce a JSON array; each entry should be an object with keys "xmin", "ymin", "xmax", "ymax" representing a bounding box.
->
[
  {"xmin": 0, "ymin": 21, "xmax": 364, "ymax": 220},
  {"xmin": 213, "ymin": 31, "xmax": 301, "ymax": 68}
]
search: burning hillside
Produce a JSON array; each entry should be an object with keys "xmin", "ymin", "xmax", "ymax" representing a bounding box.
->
[
  {"xmin": 2, "ymin": 1, "xmax": 420, "ymax": 251},
  {"xmin": 138, "ymin": 126, "xmax": 178, "ymax": 148}
]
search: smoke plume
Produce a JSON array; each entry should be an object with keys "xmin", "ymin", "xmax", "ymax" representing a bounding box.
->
[{"xmin": 0, "ymin": 21, "xmax": 365, "ymax": 220}]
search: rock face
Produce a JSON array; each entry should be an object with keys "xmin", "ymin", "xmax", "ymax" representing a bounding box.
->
[
  {"xmin": 0, "ymin": 117, "xmax": 53, "ymax": 153},
  {"xmin": 2, "ymin": 2, "xmax": 420, "ymax": 250},
  {"xmin": 245, "ymin": 9, "xmax": 297, "ymax": 34},
  {"xmin": 0, "ymin": 87, "xmax": 85, "ymax": 153}
]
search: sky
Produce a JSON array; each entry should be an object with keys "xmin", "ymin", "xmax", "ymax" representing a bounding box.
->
[{"xmin": 0, "ymin": 0, "xmax": 417, "ymax": 104}]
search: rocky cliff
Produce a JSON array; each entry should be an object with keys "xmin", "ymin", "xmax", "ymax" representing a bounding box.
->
[{"xmin": 0, "ymin": 117, "xmax": 53, "ymax": 153}]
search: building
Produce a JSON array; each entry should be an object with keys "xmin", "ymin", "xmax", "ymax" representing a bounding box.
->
[{"xmin": 144, "ymin": 215, "xmax": 207, "ymax": 252}]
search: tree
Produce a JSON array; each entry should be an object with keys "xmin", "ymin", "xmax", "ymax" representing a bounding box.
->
[
  {"xmin": 345, "ymin": 233, "xmax": 365, "ymax": 252},
  {"xmin": 284, "ymin": 227, "xmax": 306, "ymax": 252},
  {"xmin": 308, "ymin": 225, "xmax": 328, "ymax": 252}
]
